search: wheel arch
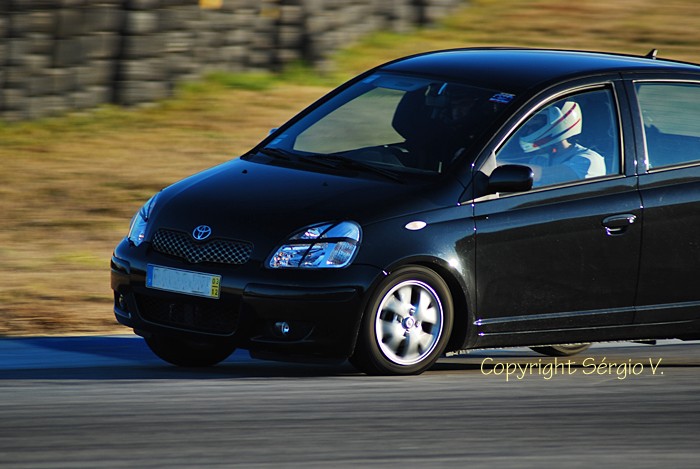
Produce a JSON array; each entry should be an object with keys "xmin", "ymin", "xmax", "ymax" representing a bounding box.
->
[
  {"xmin": 379, "ymin": 256, "xmax": 472, "ymax": 354},
  {"xmin": 413, "ymin": 260, "xmax": 471, "ymax": 353}
]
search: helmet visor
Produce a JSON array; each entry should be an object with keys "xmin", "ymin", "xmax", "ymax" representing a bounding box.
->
[{"xmin": 520, "ymin": 113, "xmax": 549, "ymax": 136}]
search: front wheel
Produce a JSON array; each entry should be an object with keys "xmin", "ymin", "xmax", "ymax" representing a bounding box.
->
[
  {"xmin": 145, "ymin": 335, "xmax": 236, "ymax": 367},
  {"xmin": 350, "ymin": 266, "xmax": 453, "ymax": 375}
]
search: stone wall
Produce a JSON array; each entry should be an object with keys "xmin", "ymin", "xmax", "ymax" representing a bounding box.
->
[{"xmin": 0, "ymin": 0, "xmax": 464, "ymax": 121}]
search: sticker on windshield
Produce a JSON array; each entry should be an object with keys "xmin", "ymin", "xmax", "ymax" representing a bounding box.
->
[{"xmin": 490, "ymin": 92, "xmax": 516, "ymax": 104}]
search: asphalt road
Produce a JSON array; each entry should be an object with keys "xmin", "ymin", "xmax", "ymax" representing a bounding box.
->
[{"xmin": 1, "ymin": 336, "xmax": 699, "ymax": 468}]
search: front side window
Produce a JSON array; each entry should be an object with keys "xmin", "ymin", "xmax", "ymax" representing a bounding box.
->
[
  {"xmin": 260, "ymin": 73, "xmax": 515, "ymax": 175},
  {"xmin": 637, "ymin": 82, "xmax": 700, "ymax": 170},
  {"xmin": 493, "ymin": 87, "xmax": 620, "ymax": 188}
]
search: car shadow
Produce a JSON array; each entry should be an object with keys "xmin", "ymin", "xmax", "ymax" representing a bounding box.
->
[
  {"xmin": 0, "ymin": 335, "xmax": 362, "ymax": 380},
  {"xmin": 0, "ymin": 336, "xmax": 509, "ymax": 380},
  {"xmin": 1, "ymin": 336, "xmax": 698, "ymax": 380}
]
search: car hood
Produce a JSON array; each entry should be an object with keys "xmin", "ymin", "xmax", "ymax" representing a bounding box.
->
[{"xmin": 149, "ymin": 158, "xmax": 458, "ymax": 257}]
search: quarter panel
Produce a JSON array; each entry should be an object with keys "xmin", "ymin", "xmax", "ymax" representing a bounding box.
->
[{"xmin": 636, "ymin": 166, "xmax": 700, "ymax": 321}]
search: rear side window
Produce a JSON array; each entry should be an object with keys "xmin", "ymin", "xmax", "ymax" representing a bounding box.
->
[{"xmin": 636, "ymin": 82, "xmax": 700, "ymax": 170}]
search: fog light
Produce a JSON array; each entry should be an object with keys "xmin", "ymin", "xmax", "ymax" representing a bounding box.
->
[
  {"xmin": 275, "ymin": 321, "xmax": 291, "ymax": 336},
  {"xmin": 118, "ymin": 294, "xmax": 128, "ymax": 311},
  {"xmin": 114, "ymin": 293, "xmax": 131, "ymax": 319}
]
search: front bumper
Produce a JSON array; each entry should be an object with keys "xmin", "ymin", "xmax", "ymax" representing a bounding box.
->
[{"xmin": 110, "ymin": 239, "xmax": 384, "ymax": 362}]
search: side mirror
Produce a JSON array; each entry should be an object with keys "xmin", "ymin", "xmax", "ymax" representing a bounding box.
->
[{"xmin": 487, "ymin": 164, "xmax": 534, "ymax": 194}]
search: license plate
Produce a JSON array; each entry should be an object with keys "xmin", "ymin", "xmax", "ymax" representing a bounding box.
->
[{"xmin": 146, "ymin": 265, "xmax": 221, "ymax": 299}]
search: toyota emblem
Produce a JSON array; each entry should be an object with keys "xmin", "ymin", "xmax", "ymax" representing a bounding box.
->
[{"xmin": 192, "ymin": 225, "xmax": 212, "ymax": 241}]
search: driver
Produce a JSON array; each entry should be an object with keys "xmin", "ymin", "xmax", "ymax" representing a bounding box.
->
[{"xmin": 517, "ymin": 101, "xmax": 605, "ymax": 186}]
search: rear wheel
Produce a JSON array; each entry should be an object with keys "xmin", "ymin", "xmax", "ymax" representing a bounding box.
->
[
  {"xmin": 145, "ymin": 335, "xmax": 236, "ymax": 367},
  {"xmin": 350, "ymin": 266, "xmax": 453, "ymax": 375},
  {"xmin": 530, "ymin": 344, "xmax": 591, "ymax": 357}
]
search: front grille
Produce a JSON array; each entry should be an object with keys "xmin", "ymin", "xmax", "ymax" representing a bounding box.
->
[
  {"xmin": 136, "ymin": 294, "xmax": 239, "ymax": 335},
  {"xmin": 152, "ymin": 229, "xmax": 253, "ymax": 265}
]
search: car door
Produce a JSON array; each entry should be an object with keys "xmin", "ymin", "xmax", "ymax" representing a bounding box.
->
[
  {"xmin": 469, "ymin": 83, "xmax": 642, "ymax": 342},
  {"xmin": 630, "ymin": 78, "xmax": 700, "ymax": 325}
]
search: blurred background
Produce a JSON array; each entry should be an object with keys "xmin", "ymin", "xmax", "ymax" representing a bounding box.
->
[
  {"xmin": 0, "ymin": 0, "xmax": 465, "ymax": 120},
  {"xmin": 1, "ymin": 0, "xmax": 699, "ymax": 336}
]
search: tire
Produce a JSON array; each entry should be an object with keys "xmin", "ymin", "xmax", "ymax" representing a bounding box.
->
[
  {"xmin": 530, "ymin": 343, "xmax": 591, "ymax": 357},
  {"xmin": 350, "ymin": 266, "xmax": 453, "ymax": 375},
  {"xmin": 145, "ymin": 335, "xmax": 236, "ymax": 367}
]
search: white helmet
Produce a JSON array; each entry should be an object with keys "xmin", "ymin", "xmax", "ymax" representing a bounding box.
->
[{"xmin": 519, "ymin": 101, "xmax": 582, "ymax": 153}]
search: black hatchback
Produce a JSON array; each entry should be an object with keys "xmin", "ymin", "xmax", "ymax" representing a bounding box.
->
[{"xmin": 111, "ymin": 48, "xmax": 700, "ymax": 375}]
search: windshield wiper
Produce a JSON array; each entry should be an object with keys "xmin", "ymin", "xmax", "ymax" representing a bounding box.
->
[
  {"xmin": 258, "ymin": 148, "xmax": 402, "ymax": 182},
  {"xmin": 257, "ymin": 147, "xmax": 296, "ymax": 161},
  {"xmin": 258, "ymin": 148, "xmax": 338, "ymax": 168},
  {"xmin": 321, "ymin": 153, "xmax": 403, "ymax": 182}
]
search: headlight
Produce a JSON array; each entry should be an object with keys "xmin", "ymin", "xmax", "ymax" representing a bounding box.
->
[
  {"xmin": 127, "ymin": 194, "xmax": 159, "ymax": 246},
  {"xmin": 269, "ymin": 221, "xmax": 362, "ymax": 269}
]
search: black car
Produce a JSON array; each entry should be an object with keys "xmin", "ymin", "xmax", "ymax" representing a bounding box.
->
[{"xmin": 111, "ymin": 47, "xmax": 700, "ymax": 375}]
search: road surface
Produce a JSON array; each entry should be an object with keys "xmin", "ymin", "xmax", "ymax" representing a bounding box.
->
[{"xmin": 1, "ymin": 336, "xmax": 699, "ymax": 468}]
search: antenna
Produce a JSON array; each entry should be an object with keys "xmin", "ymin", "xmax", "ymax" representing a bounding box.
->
[{"xmin": 645, "ymin": 49, "xmax": 658, "ymax": 60}]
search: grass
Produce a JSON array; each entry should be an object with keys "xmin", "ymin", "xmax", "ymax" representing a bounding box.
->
[{"xmin": 2, "ymin": 0, "xmax": 700, "ymax": 336}]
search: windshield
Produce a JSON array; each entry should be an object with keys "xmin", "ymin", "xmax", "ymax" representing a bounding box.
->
[{"xmin": 261, "ymin": 73, "xmax": 515, "ymax": 176}]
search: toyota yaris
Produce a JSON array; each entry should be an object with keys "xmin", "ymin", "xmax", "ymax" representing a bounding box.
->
[{"xmin": 111, "ymin": 48, "xmax": 700, "ymax": 375}]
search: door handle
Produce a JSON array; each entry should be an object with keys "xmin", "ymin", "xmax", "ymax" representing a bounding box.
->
[{"xmin": 602, "ymin": 214, "xmax": 637, "ymax": 236}]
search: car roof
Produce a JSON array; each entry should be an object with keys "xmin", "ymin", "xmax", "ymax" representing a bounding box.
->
[{"xmin": 381, "ymin": 48, "xmax": 700, "ymax": 93}]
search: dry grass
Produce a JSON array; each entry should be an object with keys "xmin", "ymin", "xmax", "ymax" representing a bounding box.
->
[
  {"xmin": 334, "ymin": 0, "xmax": 700, "ymax": 74},
  {"xmin": 0, "ymin": 86, "xmax": 328, "ymax": 335},
  {"xmin": 2, "ymin": 0, "xmax": 700, "ymax": 336}
]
